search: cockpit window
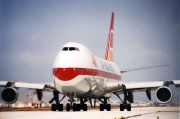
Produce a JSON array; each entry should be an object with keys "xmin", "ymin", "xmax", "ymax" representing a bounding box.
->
[
  {"xmin": 62, "ymin": 47, "xmax": 68, "ymax": 51},
  {"xmin": 61, "ymin": 47, "xmax": 79, "ymax": 51},
  {"xmin": 69, "ymin": 47, "xmax": 76, "ymax": 51},
  {"xmin": 75, "ymin": 47, "xmax": 79, "ymax": 51},
  {"xmin": 69, "ymin": 47, "xmax": 79, "ymax": 51}
]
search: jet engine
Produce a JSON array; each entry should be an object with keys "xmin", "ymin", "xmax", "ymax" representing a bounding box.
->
[
  {"xmin": 155, "ymin": 86, "xmax": 172, "ymax": 103},
  {"xmin": 1, "ymin": 87, "xmax": 18, "ymax": 104}
]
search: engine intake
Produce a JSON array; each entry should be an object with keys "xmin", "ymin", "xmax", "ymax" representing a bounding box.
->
[
  {"xmin": 1, "ymin": 87, "xmax": 18, "ymax": 104},
  {"xmin": 155, "ymin": 86, "xmax": 172, "ymax": 103}
]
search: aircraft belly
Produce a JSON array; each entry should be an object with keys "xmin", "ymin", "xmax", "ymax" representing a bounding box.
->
[
  {"xmin": 61, "ymin": 79, "xmax": 91, "ymax": 97},
  {"xmin": 54, "ymin": 76, "xmax": 107, "ymax": 98},
  {"xmin": 54, "ymin": 76, "xmax": 91, "ymax": 96}
]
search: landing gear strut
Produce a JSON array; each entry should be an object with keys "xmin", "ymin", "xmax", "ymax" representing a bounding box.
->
[
  {"xmin": 66, "ymin": 92, "xmax": 88, "ymax": 111},
  {"xmin": 120, "ymin": 91, "xmax": 132, "ymax": 111},
  {"xmin": 65, "ymin": 92, "xmax": 76, "ymax": 111},
  {"xmin": 98, "ymin": 98, "xmax": 111, "ymax": 111},
  {"xmin": 114, "ymin": 91, "xmax": 132, "ymax": 111},
  {"xmin": 49, "ymin": 91, "xmax": 65, "ymax": 111}
]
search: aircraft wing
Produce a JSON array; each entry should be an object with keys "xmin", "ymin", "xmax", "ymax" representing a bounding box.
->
[
  {"xmin": 0, "ymin": 81, "xmax": 60, "ymax": 104},
  {"xmin": 0, "ymin": 81, "xmax": 56, "ymax": 91},
  {"xmin": 120, "ymin": 65, "xmax": 170, "ymax": 73},
  {"xmin": 104, "ymin": 80, "xmax": 180, "ymax": 93},
  {"xmin": 104, "ymin": 80, "xmax": 180, "ymax": 103}
]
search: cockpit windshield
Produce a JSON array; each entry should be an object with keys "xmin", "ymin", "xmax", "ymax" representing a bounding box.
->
[
  {"xmin": 61, "ymin": 47, "xmax": 79, "ymax": 51},
  {"xmin": 62, "ymin": 47, "xmax": 68, "ymax": 51}
]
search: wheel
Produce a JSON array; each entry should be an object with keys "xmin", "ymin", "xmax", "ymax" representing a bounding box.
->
[
  {"xmin": 66, "ymin": 103, "xmax": 71, "ymax": 111},
  {"xmin": 83, "ymin": 104, "xmax": 87, "ymax": 111},
  {"xmin": 76, "ymin": 104, "xmax": 81, "ymax": 111},
  {"xmin": 120, "ymin": 104, "xmax": 124, "ymax": 111},
  {"xmin": 51, "ymin": 104, "xmax": 56, "ymax": 111},
  {"xmin": 126, "ymin": 104, "xmax": 131, "ymax": 111},
  {"xmin": 57, "ymin": 104, "xmax": 63, "ymax": 111},
  {"xmin": 106, "ymin": 104, "xmax": 111, "ymax": 111},
  {"xmin": 73, "ymin": 103, "xmax": 77, "ymax": 111},
  {"xmin": 100, "ymin": 104, "xmax": 104, "ymax": 111}
]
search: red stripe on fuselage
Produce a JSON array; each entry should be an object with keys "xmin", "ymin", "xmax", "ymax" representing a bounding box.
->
[{"xmin": 53, "ymin": 68, "xmax": 121, "ymax": 81}]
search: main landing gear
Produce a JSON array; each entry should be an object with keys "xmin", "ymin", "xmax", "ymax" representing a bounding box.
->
[
  {"xmin": 98, "ymin": 98, "xmax": 111, "ymax": 111},
  {"xmin": 66, "ymin": 93, "xmax": 88, "ymax": 111},
  {"xmin": 64, "ymin": 98, "xmax": 88, "ymax": 111},
  {"xmin": 49, "ymin": 91, "xmax": 65, "ymax": 111},
  {"xmin": 49, "ymin": 91, "xmax": 88, "ymax": 111},
  {"xmin": 120, "ymin": 103, "xmax": 131, "ymax": 111},
  {"xmin": 114, "ymin": 90, "xmax": 133, "ymax": 111},
  {"xmin": 49, "ymin": 91, "xmax": 132, "ymax": 112},
  {"xmin": 71, "ymin": 98, "xmax": 88, "ymax": 111}
]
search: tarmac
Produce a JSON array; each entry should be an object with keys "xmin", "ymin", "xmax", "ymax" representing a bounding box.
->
[{"xmin": 0, "ymin": 107, "xmax": 179, "ymax": 119}]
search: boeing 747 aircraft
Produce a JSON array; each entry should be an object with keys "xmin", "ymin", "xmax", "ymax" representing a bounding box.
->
[{"xmin": 0, "ymin": 12, "xmax": 179, "ymax": 111}]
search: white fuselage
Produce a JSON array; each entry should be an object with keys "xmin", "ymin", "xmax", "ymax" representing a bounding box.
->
[{"xmin": 53, "ymin": 42, "xmax": 121, "ymax": 98}]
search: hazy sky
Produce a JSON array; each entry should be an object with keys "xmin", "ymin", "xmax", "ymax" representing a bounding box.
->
[{"xmin": 0, "ymin": 0, "xmax": 179, "ymax": 103}]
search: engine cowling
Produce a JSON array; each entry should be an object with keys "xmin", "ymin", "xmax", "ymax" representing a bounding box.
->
[
  {"xmin": 155, "ymin": 86, "xmax": 172, "ymax": 103},
  {"xmin": 1, "ymin": 87, "xmax": 18, "ymax": 104}
]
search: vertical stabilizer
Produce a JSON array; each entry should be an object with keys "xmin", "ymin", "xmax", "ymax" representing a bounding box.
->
[{"xmin": 105, "ymin": 12, "xmax": 114, "ymax": 62}]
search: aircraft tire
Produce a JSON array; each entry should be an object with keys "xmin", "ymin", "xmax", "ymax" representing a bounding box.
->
[
  {"xmin": 83, "ymin": 104, "xmax": 87, "ymax": 111},
  {"xmin": 57, "ymin": 104, "xmax": 63, "ymax": 111},
  {"xmin": 106, "ymin": 104, "xmax": 111, "ymax": 111},
  {"xmin": 126, "ymin": 104, "xmax": 131, "ymax": 111},
  {"xmin": 77, "ymin": 104, "xmax": 81, "ymax": 111},
  {"xmin": 73, "ymin": 103, "xmax": 77, "ymax": 111},
  {"xmin": 120, "ymin": 104, "xmax": 124, "ymax": 111},
  {"xmin": 100, "ymin": 104, "xmax": 104, "ymax": 111},
  {"xmin": 66, "ymin": 103, "xmax": 71, "ymax": 111},
  {"xmin": 51, "ymin": 104, "xmax": 56, "ymax": 111}
]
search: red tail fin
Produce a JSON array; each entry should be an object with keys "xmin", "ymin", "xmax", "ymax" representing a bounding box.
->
[{"xmin": 105, "ymin": 12, "xmax": 114, "ymax": 62}]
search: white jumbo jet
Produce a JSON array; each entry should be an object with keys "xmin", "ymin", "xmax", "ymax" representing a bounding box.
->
[{"xmin": 0, "ymin": 12, "xmax": 180, "ymax": 111}]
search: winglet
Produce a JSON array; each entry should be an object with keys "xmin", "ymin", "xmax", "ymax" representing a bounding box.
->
[{"xmin": 105, "ymin": 12, "xmax": 114, "ymax": 62}]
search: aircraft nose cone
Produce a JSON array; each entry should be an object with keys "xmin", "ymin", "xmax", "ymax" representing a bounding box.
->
[{"xmin": 53, "ymin": 68, "xmax": 77, "ymax": 81}]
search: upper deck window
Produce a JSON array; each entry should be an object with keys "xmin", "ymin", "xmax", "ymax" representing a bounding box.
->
[{"xmin": 61, "ymin": 47, "xmax": 79, "ymax": 51}]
